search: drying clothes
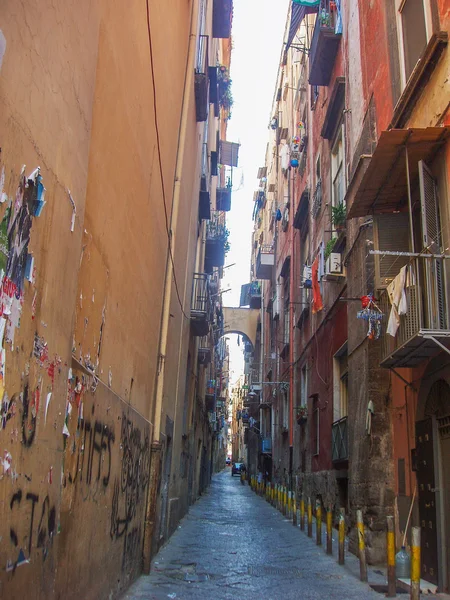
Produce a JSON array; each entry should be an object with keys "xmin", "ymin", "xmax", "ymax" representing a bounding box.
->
[
  {"xmin": 303, "ymin": 264, "xmax": 312, "ymax": 288},
  {"xmin": 311, "ymin": 256, "xmax": 323, "ymax": 314},
  {"xmin": 279, "ymin": 143, "xmax": 290, "ymax": 172},
  {"xmin": 386, "ymin": 265, "xmax": 408, "ymax": 337}
]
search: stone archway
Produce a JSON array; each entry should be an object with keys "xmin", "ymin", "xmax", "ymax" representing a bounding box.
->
[{"xmin": 222, "ymin": 307, "xmax": 260, "ymax": 348}]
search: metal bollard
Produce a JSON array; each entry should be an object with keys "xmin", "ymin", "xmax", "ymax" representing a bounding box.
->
[
  {"xmin": 326, "ymin": 506, "xmax": 333, "ymax": 555},
  {"xmin": 307, "ymin": 498, "xmax": 313, "ymax": 537},
  {"xmin": 411, "ymin": 526, "xmax": 420, "ymax": 600},
  {"xmin": 316, "ymin": 499, "xmax": 322, "ymax": 546},
  {"xmin": 386, "ymin": 516, "xmax": 396, "ymax": 597},
  {"xmin": 338, "ymin": 508, "xmax": 345, "ymax": 565},
  {"xmin": 300, "ymin": 496, "xmax": 305, "ymax": 531},
  {"xmin": 356, "ymin": 509, "xmax": 368, "ymax": 582}
]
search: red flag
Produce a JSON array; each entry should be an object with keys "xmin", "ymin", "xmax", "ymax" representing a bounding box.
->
[{"xmin": 312, "ymin": 257, "xmax": 323, "ymax": 314}]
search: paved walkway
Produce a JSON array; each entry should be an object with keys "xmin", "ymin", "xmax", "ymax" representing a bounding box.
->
[{"xmin": 123, "ymin": 470, "xmax": 389, "ymax": 600}]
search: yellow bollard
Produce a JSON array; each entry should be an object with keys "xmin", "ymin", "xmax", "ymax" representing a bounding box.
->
[
  {"xmin": 356, "ymin": 509, "xmax": 367, "ymax": 582},
  {"xmin": 287, "ymin": 491, "xmax": 292, "ymax": 518},
  {"xmin": 300, "ymin": 496, "xmax": 305, "ymax": 531},
  {"xmin": 307, "ymin": 498, "xmax": 313, "ymax": 537},
  {"xmin": 411, "ymin": 526, "xmax": 421, "ymax": 600},
  {"xmin": 326, "ymin": 507, "xmax": 332, "ymax": 554},
  {"xmin": 284, "ymin": 487, "xmax": 287, "ymax": 515},
  {"xmin": 293, "ymin": 495, "xmax": 297, "ymax": 526},
  {"xmin": 338, "ymin": 508, "xmax": 345, "ymax": 565},
  {"xmin": 386, "ymin": 516, "xmax": 396, "ymax": 598},
  {"xmin": 316, "ymin": 500, "xmax": 322, "ymax": 546}
]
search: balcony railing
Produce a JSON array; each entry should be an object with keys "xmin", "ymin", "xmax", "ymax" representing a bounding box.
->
[
  {"xmin": 379, "ymin": 257, "xmax": 450, "ymax": 368},
  {"xmin": 331, "ymin": 416, "xmax": 348, "ymax": 462},
  {"xmin": 256, "ymin": 244, "xmax": 275, "ymax": 280},
  {"xmin": 311, "ymin": 179, "xmax": 322, "ymax": 219},
  {"xmin": 195, "ymin": 35, "xmax": 209, "ymax": 122},
  {"xmin": 205, "ymin": 212, "xmax": 228, "ymax": 270},
  {"xmin": 191, "ymin": 273, "xmax": 212, "ymax": 336},
  {"xmin": 216, "ymin": 186, "xmax": 231, "ymax": 211},
  {"xmin": 262, "ymin": 437, "xmax": 272, "ymax": 454},
  {"xmin": 198, "ymin": 335, "xmax": 212, "ymax": 365},
  {"xmin": 212, "ymin": 0, "xmax": 233, "ymax": 39},
  {"xmin": 308, "ymin": 0, "xmax": 341, "ymax": 86}
]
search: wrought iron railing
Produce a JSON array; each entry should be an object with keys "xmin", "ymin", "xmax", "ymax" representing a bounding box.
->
[
  {"xmin": 332, "ymin": 416, "xmax": 348, "ymax": 462},
  {"xmin": 379, "ymin": 257, "xmax": 448, "ymax": 364},
  {"xmin": 311, "ymin": 179, "xmax": 322, "ymax": 218},
  {"xmin": 191, "ymin": 273, "xmax": 212, "ymax": 320}
]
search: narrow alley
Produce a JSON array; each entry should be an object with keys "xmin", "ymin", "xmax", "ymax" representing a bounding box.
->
[{"xmin": 123, "ymin": 471, "xmax": 381, "ymax": 600}]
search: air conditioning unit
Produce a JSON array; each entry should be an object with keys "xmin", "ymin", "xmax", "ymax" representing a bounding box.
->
[{"xmin": 326, "ymin": 253, "xmax": 343, "ymax": 275}]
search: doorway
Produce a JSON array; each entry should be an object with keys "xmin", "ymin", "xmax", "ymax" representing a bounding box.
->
[{"xmin": 416, "ymin": 379, "xmax": 450, "ymax": 591}]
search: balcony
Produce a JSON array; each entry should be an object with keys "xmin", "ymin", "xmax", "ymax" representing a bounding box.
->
[
  {"xmin": 256, "ymin": 244, "xmax": 275, "ymax": 280},
  {"xmin": 205, "ymin": 213, "xmax": 228, "ymax": 270},
  {"xmin": 379, "ymin": 257, "xmax": 450, "ymax": 368},
  {"xmin": 332, "ymin": 416, "xmax": 348, "ymax": 463},
  {"xmin": 191, "ymin": 273, "xmax": 212, "ymax": 337},
  {"xmin": 308, "ymin": 0, "xmax": 341, "ymax": 86},
  {"xmin": 216, "ymin": 186, "xmax": 231, "ymax": 211},
  {"xmin": 240, "ymin": 281, "xmax": 262, "ymax": 309},
  {"xmin": 262, "ymin": 437, "xmax": 272, "ymax": 454},
  {"xmin": 213, "ymin": 0, "xmax": 233, "ymax": 39},
  {"xmin": 198, "ymin": 335, "xmax": 212, "ymax": 365},
  {"xmin": 194, "ymin": 35, "xmax": 209, "ymax": 122}
]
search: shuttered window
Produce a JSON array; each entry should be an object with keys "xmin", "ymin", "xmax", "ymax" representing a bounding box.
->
[{"xmin": 373, "ymin": 213, "xmax": 411, "ymax": 288}]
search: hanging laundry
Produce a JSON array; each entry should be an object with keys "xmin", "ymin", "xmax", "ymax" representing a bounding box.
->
[
  {"xmin": 386, "ymin": 265, "xmax": 408, "ymax": 337},
  {"xmin": 303, "ymin": 264, "xmax": 312, "ymax": 289},
  {"xmin": 311, "ymin": 256, "xmax": 323, "ymax": 313},
  {"xmin": 357, "ymin": 294, "xmax": 383, "ymax": 340}
]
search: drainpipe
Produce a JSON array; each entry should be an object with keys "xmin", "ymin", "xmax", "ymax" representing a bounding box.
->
[{"xmin": 143, "ymin": 0, "xmax": 199, "ymax": 573}]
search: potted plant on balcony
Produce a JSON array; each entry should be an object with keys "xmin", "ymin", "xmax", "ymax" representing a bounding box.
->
[
  {"xmin": 331, "ymin": 202, "xmax": 346, "ymax": 233},
  {"xmin": 296, "ymin": 406, "xmax": 308, "ymax": 425}
]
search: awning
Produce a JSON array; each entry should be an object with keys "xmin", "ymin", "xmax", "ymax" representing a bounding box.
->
[
  {"xmin": 286, "ymin": 1, "xmax": 319, "ymax": 51},
  {"xmin": 347, "ymin": 127, "xmax": 449, "ymax": 219}
]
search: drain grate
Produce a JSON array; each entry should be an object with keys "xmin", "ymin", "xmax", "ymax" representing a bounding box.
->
[{"xmin": 248, "ymin": 565, "xmax": 303, "ymax": 578}]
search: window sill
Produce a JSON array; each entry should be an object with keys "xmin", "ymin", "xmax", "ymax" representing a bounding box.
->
[{"xmin": 390, "ymin": 32, "xmax": 448, "ymax": 129}]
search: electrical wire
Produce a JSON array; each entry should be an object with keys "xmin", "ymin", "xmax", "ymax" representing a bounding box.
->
[{"xmin": 146, "ymin": 0, "xmax": 190, "ymax": 321}]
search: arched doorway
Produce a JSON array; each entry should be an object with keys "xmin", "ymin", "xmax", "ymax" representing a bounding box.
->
[{"xmin": 416, "ymin": 378, "xmax": 450, "ymax": 591}]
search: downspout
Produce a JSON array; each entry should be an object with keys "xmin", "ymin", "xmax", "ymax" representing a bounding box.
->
[{"xmin": 143, "ymin": 0, "xmax": 199, "ymax": 573}]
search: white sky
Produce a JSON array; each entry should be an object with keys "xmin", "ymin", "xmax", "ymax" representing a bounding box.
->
[{"xmin": 222, "ymin": 0, "xmax": 290, "ymax": 384}]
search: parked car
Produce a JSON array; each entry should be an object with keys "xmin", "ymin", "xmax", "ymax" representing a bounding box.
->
[{"xmin": 232, "ymin": 462, "xmax": 245, "ymax": 476}]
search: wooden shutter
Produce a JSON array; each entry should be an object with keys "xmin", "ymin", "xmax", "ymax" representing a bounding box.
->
[
  {"xmin": 419, "ymin": 160, "xmax": 446, "ymax": 329},
  {"xmin": 373, "ymin": 213, "xmax": 410, "ymax": 288}
]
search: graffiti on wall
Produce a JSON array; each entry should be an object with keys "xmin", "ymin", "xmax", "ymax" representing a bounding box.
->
[
  {"xmin": 110, "ymin": 413, "xmax": 150, "ymax": 572},
  {"xmin": 7, "ymin": 488, "xmax": 56, "ymax": 572}
]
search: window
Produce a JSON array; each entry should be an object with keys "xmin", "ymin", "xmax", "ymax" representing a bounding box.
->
[
  {"xmin": 331, "ymin": 127, "xmax": 345, "ymax": 210},
  {"xmin": 312, "ymin": 395, "xmax": 319, "ymax": 455},
  {"xmin": 311, "ymin": 84, "xmax": 319, "ymax": 109},
  {"xmin": 396, "ymin": 0, "xmax": 432, "ymax": 85},
  {"xmin": 333, "ymin": 343, "xmax": 348, "ymax": 423},
  {"xmin": 300, "ymin": 364, "xmax": 308, "ymax": 407},
  {"xmin": 284, "ymin": 277, "xmax": 290, "ymax": 345},
  {"xmin": 283, "ymin": 390, "xmax": 289, "ymax": 429}
]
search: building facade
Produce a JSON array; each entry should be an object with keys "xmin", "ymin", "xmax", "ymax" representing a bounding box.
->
[
  {"xmin": 0, "ymin": 0, "xmax": 235, "ymax": 598},
  {"xmin": 243, "ymin": 0, "xmax": 450, "ymax": 589}
]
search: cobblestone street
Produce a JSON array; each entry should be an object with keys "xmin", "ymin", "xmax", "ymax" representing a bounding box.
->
[{"xmin": 123, "ymin": 471, "xmax": 384, "ymax": 600}]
